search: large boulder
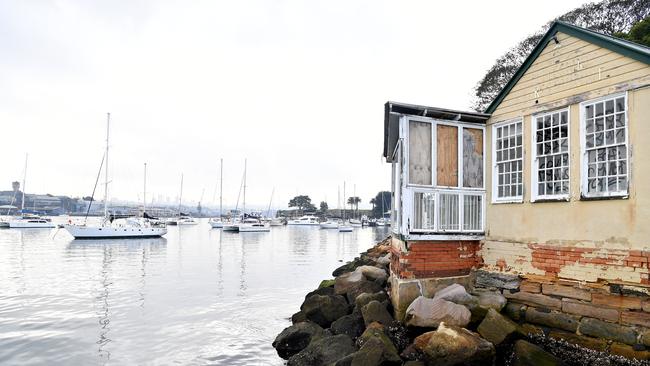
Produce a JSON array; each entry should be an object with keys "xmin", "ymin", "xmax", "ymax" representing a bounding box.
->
[
  {"xmin": 292, "ymin": 310, "xmax": 307, "ymax": 324},
  {"xmin": 477, "ymin": 308, "xmax": 518, "ymax": 345},
  {"xmin": 512, "ymin": 340, "xmax": 562, "ymax": 366},
  {"xmin": 335, "ymin": 270, "xmax": 367, "ymax": 295},
  {"xmin": 356, "ymin": 266, "xmax": 388, "ymax": 282},
  {"xmin": 301, "ymin": 294, "xmax": 350, "ymax": 328},
  {"xmin": 477, "ymin": 291, "xmax": 507, "ymax": 312},
  {"xmin": 333, "ymin": 257, "xmax": 375, "ymax": 277},
  {"xmin": 433, "ymin": 284, "xmax": 473, "ymax": 304},
  {"xmin": 287, "ymin": 334, "xmax": 357, "ymax": 366},
  {"xmin": 413, "ymin": 323, "xmax": 495, "ymax": 366},
  {"xmin": 361, "ymin": 300, "xmax": 394, "ymax": 326},
  {"xmin": 377, "ymin": 253, "xmax": 391, "ymax": 266},
  {"xmin": 355, "ymin": 291, "xmax": 389, "ymax": 311},
  {"xmin": 351, "ymin": 336, "xmax": 401, "ymax": 366},
  {"xmin": 305, "ymin": 286, "xmax": 336, "ymax": 300},
  {"xmin": 331, "ymin": 313, "xmax": 366, "ymax": 339},
  {"xmin": 404, "ymin": 296, "xmax": 471, "ymax": 328},
  {"xmin": 346, "ymin": 280, "xmax": 384, "ymax": 304},
  {"xmin": 272, "ymin": 322, "xmax": 326, "ymax": 359}
]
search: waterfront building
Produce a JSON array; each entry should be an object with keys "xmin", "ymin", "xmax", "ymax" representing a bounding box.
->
[{"xmin": 384, "ymin": 21, "xmax": 650, "ymax": 352}]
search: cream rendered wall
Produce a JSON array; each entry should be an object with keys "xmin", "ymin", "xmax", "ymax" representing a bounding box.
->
[{"xmin": 485, "ymin": 31, "xmax": 650, "ymax": 252}]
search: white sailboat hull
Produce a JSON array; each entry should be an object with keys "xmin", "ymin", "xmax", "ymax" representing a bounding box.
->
[
  {"xmin": 338, "ymin": 225, "xmax": 353, "ymax": 232},
  {"xmin": 63, "ymin": 225, "xmax": 167, "ymax": 239},
  {"xmin": 209, "ymin": 220, "xmax": 224, "ymax": 228},
  {"xmin": 238, "ymin": 224, "xmax": 270, "ymax": 232},
  {"xmin": 319, "ymin": 222, "xmax": 339, "ymax": 229},
  {"xmin": 9, "ymin": 220, "xmax": 56, "ymax": 228}
]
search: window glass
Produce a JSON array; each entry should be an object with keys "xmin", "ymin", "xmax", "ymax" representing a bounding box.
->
[
  {"xmin": 583, "ymin": 96, "xmax": 627, "ymax": 196},
  {"xmin": 494, "ymin": 120, "xmax": 523, "ymax": 200},
  {"xmin": 409, "ymin": 121, "xmax": 432, "ymax": 185},
  {"xmin": 534, "ymin": 110, "xmax": 569, "ymax": 198}
]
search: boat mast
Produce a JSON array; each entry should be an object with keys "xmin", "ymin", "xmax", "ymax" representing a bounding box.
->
[
  {"xmin": 178, "ymin": 173, "xmax": 184, "ymax": 216},
  {"xmin": 242, "ymin": 159, "xmax": 247, "ymax": 215},
  {"xmin": 343, "ymin": 181, "xmax": 346, "ymax": 220},
  {"xmin": 21, "ymin": 153, "xmax": 28, "ymax": 213},
  {"xmin": 266, "ymin": 187, "xmax": 274, "ymax": 218},
  {"xmin": 219, "ymin": 158, "xmax": 223, "ymax": 219},
  {"xmin": 103, "ymin": 113, "xmax": 110, "ymax": 220},
  {"xmin": 143, "ymin": 162, "xmax": 147, "ymax": 215}
]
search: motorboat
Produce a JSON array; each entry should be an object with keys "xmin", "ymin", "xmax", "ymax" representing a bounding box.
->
[
  {"xmin": 319, "ymin": 220, "xmax": 339, "ymax": 229},
  {"xmin": 338, "ymin": 222, "xmax": 353, "ymax": 232},
  {"xmin": 349, "ymin": 219, "xmax": 362, "ymax": 227},
  {"xmin": 269, "ymin": 218, "xmax": 284, "ymax": 226},
  {"xmin": 9, "ymin": 214, "xmax": 56, "ymax": 228},
  {"xmin": 222, "ymin": 222, "xmax": 239, "ymax": 232},
  {"xmin": 238, "ymin": 219, "xmax": 270, "ymax": 232},
  {"xmin": 376, "ymin": 218, "xmax": 389, "ymax": 227},
  {"xmin": 8, "ymin": 155, "xmax": 55, "ymax": 229},
  {"xmin": 177, "ymin": 216, "xmax": 198, "ymax": 225},
  {"xmin": 287, "ymin": 215, "xmax": 320, "ymax": 226},
  {"xmin": 64, "ymin": 215, "xmax": 167, "ymax": 239},
  {"xmin": 209, "ymin": 218, "xmax": 224, "ymax": 228}
]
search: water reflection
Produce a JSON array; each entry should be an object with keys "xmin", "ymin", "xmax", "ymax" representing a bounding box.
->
[{"xmin": 0, "ymin": 219, "xmax": 389, "ymax": 365}]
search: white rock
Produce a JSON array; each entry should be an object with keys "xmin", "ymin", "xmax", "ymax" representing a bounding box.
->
[
  {"xmin": 355, "ymin": 265, "xmax": 388, "ymax": 282},
  {"xmin": 377, "ymin": 253, "xmax": 391, "ymax": 266},
  {"xmin": 334, "ymin": 270, "xmax": 365, "ymax": 295},
  {"xmin": 433, "ymin": 284, "xmax": 474, "ymax": 304},
  {"xmin": 405, "ymin": 296, "xmax": 471, "ymax": 328}
]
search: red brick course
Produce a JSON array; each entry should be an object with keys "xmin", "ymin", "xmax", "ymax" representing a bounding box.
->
[{"xmin": 390, "ymin": 240, "xmax": 480, "ymax": 279}]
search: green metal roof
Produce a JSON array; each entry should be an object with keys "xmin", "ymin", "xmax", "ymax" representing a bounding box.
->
[{"xmin": 485, "ymin": 21, "xmax": 650, "ymax": 114}]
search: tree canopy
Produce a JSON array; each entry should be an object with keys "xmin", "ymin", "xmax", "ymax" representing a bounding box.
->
[
  {"xmin": 615, "ymin": 15, "xmax": 650, "ymax": 46},
  {"xmin": 471, "ymin": 0, "xmax": 650, "ymax": 112},
  {"xmin": 288, "ymin": 195, "xmax": 316, "ymax": 212},
  {"xmin": 371, "ymin": 191, "xmax": 391, "ymax": 218}
]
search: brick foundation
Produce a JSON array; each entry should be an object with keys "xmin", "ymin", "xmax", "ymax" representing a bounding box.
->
[{"xmin": 390, "ymin": 240, "xmax": 482, "ymax": 279}]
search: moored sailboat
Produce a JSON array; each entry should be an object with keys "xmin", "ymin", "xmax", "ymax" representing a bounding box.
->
[
  {"xmin": 63, "ymin": 113, "xmax": 167, "ymax": 239},
  {"xmin": 8, "ymin": 154, "xmax": 55, "ymax": 229}
]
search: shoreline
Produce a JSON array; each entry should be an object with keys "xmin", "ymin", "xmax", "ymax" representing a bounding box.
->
[{"xmin": 272, "ymin": 238, "xmax": 650, "ymax": 366}]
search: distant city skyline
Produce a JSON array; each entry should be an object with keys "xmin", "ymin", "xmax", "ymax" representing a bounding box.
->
[{"xmin": 1, "ymin": 0, "xmax": 589, "ymax": 209}]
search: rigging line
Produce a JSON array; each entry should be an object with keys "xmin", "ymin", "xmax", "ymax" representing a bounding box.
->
[{"xmin": 85, "ymin": 152, "xmax": 106, "ymax": 225}]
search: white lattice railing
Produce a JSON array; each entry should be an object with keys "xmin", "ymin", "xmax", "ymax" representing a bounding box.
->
[{"xmin": 410, "ymin": 188, "xmax": 484, "ymax": 234}]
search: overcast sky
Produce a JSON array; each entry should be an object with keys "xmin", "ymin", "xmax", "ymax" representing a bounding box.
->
[{"xmin": 1, "ymin": 0, "xmax": 589, "ymax": 209}]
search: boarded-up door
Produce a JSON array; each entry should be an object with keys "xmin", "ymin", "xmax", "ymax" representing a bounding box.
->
[{"xmin": 437, "ymin": 125, "xmax": 458, "ymax": 186}]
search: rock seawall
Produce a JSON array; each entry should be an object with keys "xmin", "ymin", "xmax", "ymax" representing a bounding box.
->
[{"xmin": 272, "ymin": 238, "xmax": 650, "ymax": 365}]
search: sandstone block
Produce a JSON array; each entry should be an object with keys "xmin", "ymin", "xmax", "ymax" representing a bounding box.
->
[
  {"xmin": 519, "ymin": 280, "xmax": 541, "ymax": 293},
  {"xmin": 561, "ymin": 300, "xmax": 619, "ymax": 322},
  {"xmin": 477, "ymin": 308, "xmax": 518, "ymax": 345},
  {"xmin": 621, "ymin": 310, "xmax": 650, "ymax": 328},
  {"xmin": 525, "ymin": 307, "xmax": 580, "ymax": 332},
  {"xmin": 504, "ymin": 291, "xmax": 561, "ymax": 310},
  {"xmin": 542, "ymin": 283, "xmax": 591, "ymax": 301},
  {"xmin": 578, "ymin": 317, "xmax": 637, "ymax": 345},
  {"xmin": 592, "ymin": 293, "xmax": 643, "ymax": 310}
]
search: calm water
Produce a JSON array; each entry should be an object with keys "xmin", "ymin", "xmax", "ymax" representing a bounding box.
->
[{"xmin": 0, "ymin": 217, "xmax": 389, "ymax": 365}]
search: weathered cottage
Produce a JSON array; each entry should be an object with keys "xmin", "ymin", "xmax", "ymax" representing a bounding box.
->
[{"xmin": 385, "ymin": 21, "xmax": 650, "ymax": 356}]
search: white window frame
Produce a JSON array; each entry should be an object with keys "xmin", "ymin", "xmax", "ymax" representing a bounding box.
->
[
  {"xmin": 491, "ymin": 118, "xmax": 524, "ymax": 204},
  {"xmin": 579, "ymin": 92, "xmax": 630, "ymax": 199},
  {"xmin": 530, "ymin": 108, "xmax": 571, "ymax": 202},
  {"xmin": 404, "ymin": 116, "xmax": 486, "ymax": 191}
]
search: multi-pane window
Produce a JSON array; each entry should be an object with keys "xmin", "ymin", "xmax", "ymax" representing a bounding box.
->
[
  {"xmin": 533, "ymin": 109, "xmax": 569, "ymax": 199},
  {"xmin": 582, "ymin": 95, "xmax": 628, "ymax": 197},
  {"xmin": 493, "ymin": 120, "xmax": 523, "ymax": 202}
]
